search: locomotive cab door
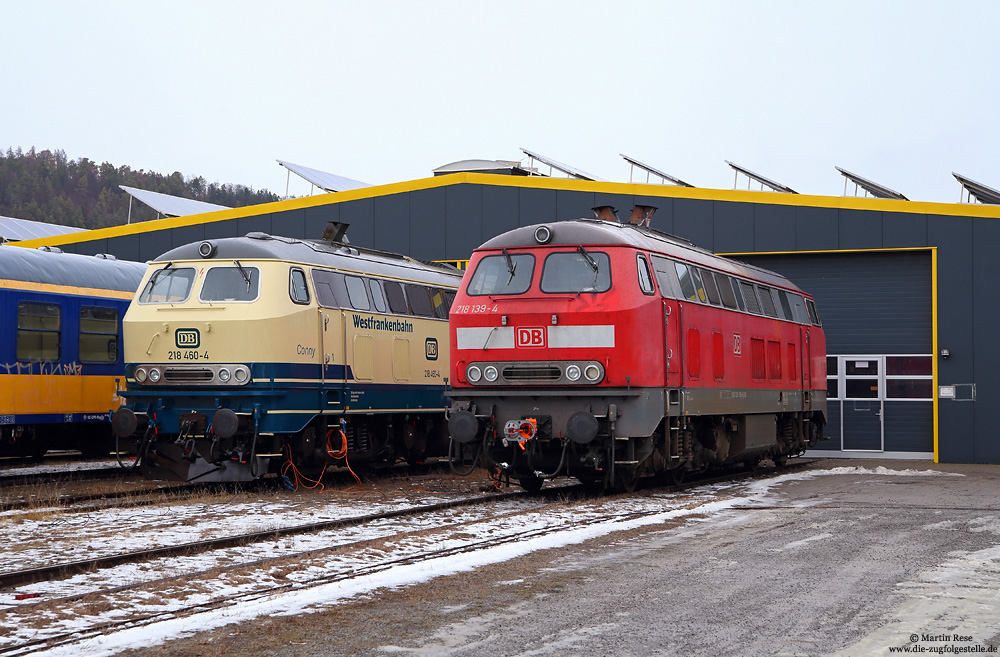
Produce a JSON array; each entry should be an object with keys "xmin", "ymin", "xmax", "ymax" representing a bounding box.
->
[{"xmin": 663, "ymin": 300, "xmax": 681, "ymax": 385}]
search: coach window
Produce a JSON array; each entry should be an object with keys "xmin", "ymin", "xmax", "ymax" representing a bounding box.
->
[
  {"xmin": 345, "ymin": 275, "xmax": 371, "ymax": 311},
  {"xmin": 369, "ymin": 279, "xmax": 387, "ymax": 313},
  {"xmin": 312, "ymin": 270, "xmax": 348, "ymax": 308},
  {"xmin": 806, "ymin": 299, "xmax": 822, "ymax": 326},
  {"xmin": 289, "ymin": 268, "xmax": 310, "ymax": 305},
  {"xmin": 716, "ymin": 273, "xmax": 739, "ymax": 309},
  {"xmin": 757, "ymin": 286, "xmax": 779, "ymax": 318},
  {"xmin": 739, "ymin": 281, "xmax": 762, "ymax": 315},
  {"xmin": 138, "ymin": 266, "xmax": 196, "ymax": 304},
  {"xmin": 384, "ymin": 281, "xmax": 409, "ymax": 314},
  {"xmin": 637, "ymin": 255, "xmax": 655, "ymax": 295},
  {"xmin": 466, "ymin": 253, "xmax": 534, "ymax": 296},
  {"xmin": 200, "ymin": 264, "xmax": 260, "ymax": 302},
  {"xmin": 540, "ymin": 250, "xmax": 611, "ymax": 293},
  {"xmin": 674, "ymin": 263, "xmax": 698, "ymax": 301},
  {"xmin": 700, "ymin": 268, "xmax": 722, "ymax": 306},
  {"xmin": 405, "ymin": 284, "xmax": 435, "ymax": 317},
  {"xmin": 17, "ymin": 302, "xmax": 60, "ymax": 361},
  {"xmin": 79, "ymin": 306, "xmax": 118, "ymax": 363}
]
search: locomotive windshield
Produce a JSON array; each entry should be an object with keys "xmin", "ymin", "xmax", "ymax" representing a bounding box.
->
[
  {"xmin": 465, "ymin": 253, "xmax": 534, "ymax": 296},
  {"xmin": 540, "ymin": 251, "xmax": 611, "ymax": 293},
  {"xmin": 138, "ymin": 266, "xmax": 196, "ymax": 304},
  {"xmin": 200, "ymin": 265, "xmax": 260, "ymax": 302}
]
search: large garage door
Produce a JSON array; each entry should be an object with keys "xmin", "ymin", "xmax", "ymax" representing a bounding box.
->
[{"xmin": 736, "ymin": 251, "xmax": 933, "ymax": 457}]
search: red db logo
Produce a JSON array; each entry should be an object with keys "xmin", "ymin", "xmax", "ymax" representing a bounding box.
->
[{"xmin": 516, "ymin": 327, "xmax": 546, "ymax": 348}]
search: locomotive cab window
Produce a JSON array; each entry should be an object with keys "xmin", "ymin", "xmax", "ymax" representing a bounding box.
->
[
  {"xmin": 312, "ymin": 269, "xmax": 348, "ymax": 309},
  {"xmin": 138, "ymin": 266, "xmax": 196, "ymax": 304},
  {"xmin": 637, "ymin": 255, "xmax": 655, "ymax": 295},
  {"xmin": 540, "ymin": 250, "xmax": 611, "ymax": 293},
  {"xmin": 730, "ymin": 277, "xmax": 747, "ymax": 312},
  {"xmin": 700, "ymin": 268, "xmax": 722, "ymax": 306},
  {"xmin": 806, "ymin": 299, "xmax": 822, "ymax": 326},
  {"xmin": 17, "ymin": 302, "xmax": 61, "ymax": 361},
  {"xmin": 674, "ymin": 262, "xmax": 698, "ymax": 301},
  {"xmin": 200, "ymin": 264, "xmax": 260, "ymax": 302},
  {"xmin": 689, "ymin": 267, "xmax": 708, "ymax": 303},
  {"xmin": 79, "ymin": 306, "xmax": 118, "ymax": 363},
  {"xmin": 430, "ymin": 287, "xmax": 451, "ymax": 319},
  {"xmin": 650, "ymin": 255, "xmax": 681, "ymax": 299},
  {"xmin": 289, "ymin": 268, "xmax": 310, "ymax": 305},
  {"xmin": 466, "ymin": 253, "xmax": 534, "ymax": 296}
]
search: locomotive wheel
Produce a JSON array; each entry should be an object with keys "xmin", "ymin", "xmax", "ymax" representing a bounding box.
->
[
  {"xmin": 615, "ymin": 467, "xmax": 639, "ymax": 493},
  {"xmin": 668, "ymin": 467, "xmax": 685, "ymax": 486},
  {"xmin": 773, "ymin": 454, "xmax": 788, "ymax": 467},
  {"xmin": 518, "ymin": 474, "xmax": 544, "ymax": 494}
]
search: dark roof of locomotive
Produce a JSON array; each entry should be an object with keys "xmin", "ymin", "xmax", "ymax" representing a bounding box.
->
[
  {"xmin": 153, "ymin": 232, "xmax": 464, "ymax": 288},
  {"xmin": 478, "ymin": 218, "xmax": 805, "ymax": 294},
  {"xmin": 0, "ymin": 244, "xmax": 146, "ymax": 293}
]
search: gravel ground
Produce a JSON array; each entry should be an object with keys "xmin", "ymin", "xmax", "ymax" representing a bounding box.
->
[{"xmin": 115, "ymin": 459, "xmax": 1000, "ymax": 657}]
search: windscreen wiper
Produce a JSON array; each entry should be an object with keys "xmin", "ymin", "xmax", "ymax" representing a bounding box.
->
[
  {"xmin": 234, "ymin": 259, "xmax": 252, "ymax": 292},
  {"xmin": 577, "ymin": 245, "xmax": 599, "ymax": 282},
  {"xmin": 502, "ymin": 248, "xmax": 517, "ymax": 285}
]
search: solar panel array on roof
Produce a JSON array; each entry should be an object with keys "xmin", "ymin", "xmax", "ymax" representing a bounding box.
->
[
  {"xmin": 725, "ymin": 160, "xmax": 797, "ymax": 194},
  {"xmin": 520, "ymin": 148, "xmax": 604, "ymax": 181},
  {"xmin": 620, "ymin": 154, "xmax": 694, "ymax": 187},
  {"xmin": 836, "ymin": 166, "xmax": 908, "ymax": 201},
  {"xmin": 953, "ymin": 172, "xmax": 1000, "ymax": 205},
  {"xmin": 276, "ymin": 160, "xmax": 371, "ymax": 193},
  {"xmin": 0, "ymin": 215, "xmax": 86, "ymax": 242},
  {"xmin": 119, "ymin": 185, "xmax": 231, "ymax": 218}
]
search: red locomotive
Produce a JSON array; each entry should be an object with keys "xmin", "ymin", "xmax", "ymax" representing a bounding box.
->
[{"xmin": 447, "ymin": 208, "xmax": 827, "ymax": 492}]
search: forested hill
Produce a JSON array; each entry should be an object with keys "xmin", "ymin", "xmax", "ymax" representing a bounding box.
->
[{"xmin": 0, "ymin": 148, "xmax": 280, "ymax": 230}]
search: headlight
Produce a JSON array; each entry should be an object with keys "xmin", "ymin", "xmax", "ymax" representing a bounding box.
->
[
  {"xmin": 584, "ymin": 364, "xmax": 602, "ymax": 381},
  {"xmin": 565, "ymin": 364, "xmax": 582, "ymax": 381},
  {"xmin": 484, "ymin": 365, "xmax": 498, "ymax": 382},
  {"xmin": 467, "ymin": 365, "xmax": 482, "ymax": 383},
  {"xmin": 218, "ymin": 368, "xmax": 231, "ymax": 382},
  {"xmin": 135, "ymin": 367, "xmax": 147, "ymax": 383},
  {"xmin": 148, "ymin": 368, "xmax": 161, "ymax": 383},
  {"xmin": 234, "ymin": 367, "xmax": 249, "ymax": 382}
]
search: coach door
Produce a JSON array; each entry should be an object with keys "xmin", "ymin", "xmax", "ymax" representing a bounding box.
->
[{"xmin": 831, "ymin": 355, "xmax": 885, "ymax": 452}]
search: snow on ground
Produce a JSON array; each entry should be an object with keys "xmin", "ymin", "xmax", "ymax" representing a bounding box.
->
[{"xmin": 0, "ymin": 466, "xmax": 969, "ymax": 656}]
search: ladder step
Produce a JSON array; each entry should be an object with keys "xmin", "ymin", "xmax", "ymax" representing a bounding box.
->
[{"xmin": 614, "ymin": 460, "xmax": 639, "ymax": 465}]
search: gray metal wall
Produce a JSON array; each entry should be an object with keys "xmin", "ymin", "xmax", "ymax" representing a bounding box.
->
[{"xmin": 51, "ymin": 179, "xmax": 998, "ymax": 464}]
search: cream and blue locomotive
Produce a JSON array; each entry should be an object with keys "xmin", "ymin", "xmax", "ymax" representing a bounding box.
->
[{"xmin": 112, "ymin": 227, "xmax": 462, "ymax": 483}]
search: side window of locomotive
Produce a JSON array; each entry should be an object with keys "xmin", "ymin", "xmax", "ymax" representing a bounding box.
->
[
  {"xmin": 405, "ymin": 284, "xmax": 435, "ymax": 317},
  {"xmin": 444, "ymin": 290, "xmax": 456, "ymax": 315},
  {"xmin": 369, "ymin": 279, "xmax": 387, "ymax": 313},
  {"xmin": 430, "ymin": 287, "xmax": 450, "ymax": 319},
  {"xmin": 716, "ymin": 273, "xmax": 739, "ymax": 309},
  {"xmin": 757, "ymin": 286, "xmax": 779, "ymax": 318},
  {"xmin": 540, "ymin": 251, "xmax": 611, "ymax": 294},
  {"xmin": 700, "ymin": 268, "xmax": 722, "ymax": 306},
  {"xmin": 739, "ymin": 280, "xmax": 762, "ymax": 315},
  {"xmin": 807, "ymin": 299, "xmax": 822, "ymax": 326},
  {"xmin": 17, "ymin": 302, "xmax": 61, "ymax": 361},
  {"xmin": 776, "ymin": 290, "xmax": 795, "ymax": 321},
  {"xmin": 384, "ymin": 281, "xmax": 409, "ymax": 314},
  {"xmin": 637, "ymin": 255, "xmax": 655, "ymax": 295},
  {"xmin": 689, "ymin": 267, "xmax": 708, "ymax": 303},
  {"xmin": 138, "ymin": 266, "xmax": 196, "ymax": 304},
  {"xmin": 650, "ymin": 255, "xmax": 680, "ymax": 299},
  {"xmin": 200, "ymin": 265, "xmax": 260, "ymax": 302},
  {"xmin": 312, "ymin": 269, "xmax": 348, "ymax": 309},
  {"xmin": 289, "ymin": 268, "xmax": 310, "ymax": 305},
  {"xmin": 345, "ymin": 275, "xmax": 371, "ymax": 311},
  {"xmin": 788, "ymin": 293, "xmax": 809, "ymax": 324},
  {"xmin": 79, "ymin": 306, "xmax": 118, "ymax": 363},
  {"xmin": 730, "ymin": 277, "xmax": 747, "ymax": 312},
  {"xmin": 466, "ymin": 253, "xmax": 535, "ymax": 296},
  {"xmin": 674, "ymin": 263, "xmax": 698, "ymax": 301}
]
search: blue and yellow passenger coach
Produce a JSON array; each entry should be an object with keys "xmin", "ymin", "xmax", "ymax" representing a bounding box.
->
[
  {"xmin": 0, "ymin": 244, "xmax": 145, "ymax": 457},
  {"xmin": 112, "ymin": 229, "xmax": 463, "ymax": 483}
]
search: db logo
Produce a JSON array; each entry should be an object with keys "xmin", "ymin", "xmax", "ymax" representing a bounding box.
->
[
  {"xmin": 733, "ymin": 333, "xmax": 742, "ymax": 356},
  {"xmin": 516, "ymin": 327, "xmax": 546, "ymax": 348},
  {"xmin": 176, "ymin": 329, "xmax": 200, "ymax": 348}
]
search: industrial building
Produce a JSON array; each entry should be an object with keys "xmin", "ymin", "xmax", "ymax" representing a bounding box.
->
[{"xmin": 15, "ymin": 158, "xmax": 1000, "ymax": 464}]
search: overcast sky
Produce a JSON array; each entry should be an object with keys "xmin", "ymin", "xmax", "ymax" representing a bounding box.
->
[{"xmin": 5, "ymin": 1, "xmax": 998, "ymax": 203}]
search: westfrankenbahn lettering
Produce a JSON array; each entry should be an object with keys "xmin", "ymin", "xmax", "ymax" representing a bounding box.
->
[{"xmin": 352, "ymin": 314, "xmax": 414, "ymax": 333}]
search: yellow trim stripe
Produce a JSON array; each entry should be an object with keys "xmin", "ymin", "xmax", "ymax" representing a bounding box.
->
[
  {"xmin": 0, "ymin": 279, "xmax": 135, "ymax": 300},
  {"xmin": 14, "ymin": 172, "xmax": 1000, "ymax": 250}
]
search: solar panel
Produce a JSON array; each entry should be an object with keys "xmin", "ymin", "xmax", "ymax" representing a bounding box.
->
[
  {"xmin": 836, "ymin": 166, "xmax": 908, "ymax": 200},
  {"xmin": 277, "ymin": 160, "xmax": 371, "ymax": 193},
  {"xmin": 520, "ymin": 148, "xmax": 604, "ymax": 181},
  {"xmin": 620, "ymin": 154, "xmax": 694, "ymax": 187},
  {"xmin": 120, "ymin": 185, "xmax": 230, "ymax": 219},
  {"xmin": 0, "ymin": 215, "xmax": 86, "ymax": 242},
  {"xmin": 725, "ymin": 160, "xmax": 797, "ymax": 194},
  {"xmin": 953, "ymin": 172, "xmax": 1000, "ymax": 205}
]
